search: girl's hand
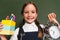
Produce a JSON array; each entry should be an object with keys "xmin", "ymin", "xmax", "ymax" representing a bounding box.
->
[
  {"xmin": 47, "ymin": 13, "xmax": 56, "ymax": 23},
  {"xmin": 0, "ymin": 35, "xmax": 7, "ymax": 40},
  {"xmin": 0, "ymin": 22, "xmax": 3, "ymax": 31},
  {"xmin": 48, "ymin": 13, "xmax": 60, "ymax": 29},
  {"xmin": 0, "ymin": 22, "xmax": 7, "ymax": 40}
]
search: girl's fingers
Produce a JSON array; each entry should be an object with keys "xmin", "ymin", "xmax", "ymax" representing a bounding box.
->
[
  {"xmin": 51, "ymin": 13, "xmax": 56, "ymax": 18},
  {"xmin": 0, "ymin": 23, "xmax": 3, "ymax": 28},
  {"xmin": 0, "ymin": 22, "xmax": 3, "ymax": 31},
  {"xmin": 48, "ymin": 14, "xmax": 52, "ymax": 21},
  {"xmin": 0, "ymin": 35, "xmax": 7, "ymax": 40},
  {"xmin": 47, "ymin": 13, "xmax": 56, "ymax": 22},
  {"xmin": 48, "ymin": 13, "xmax": 56, "ymax": 19}
]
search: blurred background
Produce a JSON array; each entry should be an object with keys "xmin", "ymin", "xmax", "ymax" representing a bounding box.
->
[{"xmin": 0, "ymin": 0, "xmax": 60, "ymax": 40}]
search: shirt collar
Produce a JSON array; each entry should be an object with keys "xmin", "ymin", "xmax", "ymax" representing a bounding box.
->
[{"xmin": 22, "ymin": 22, "xmax": 38, "ymax": 32}]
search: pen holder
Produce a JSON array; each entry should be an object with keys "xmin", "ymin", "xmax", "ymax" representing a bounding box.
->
[{"xmin": 0, "ymin": 20, "xmax": 16, "ymax": 35}]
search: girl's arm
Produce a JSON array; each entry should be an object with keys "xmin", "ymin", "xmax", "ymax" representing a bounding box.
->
[
  {"xmin": 0, "ymin": 22, "xmax": 7, "ymax": 40},
  {"xmin": 0, "ymin": 35, "xmax": 7, "ymax": 40},
  {"xmin": 47, "ymin": 13, "xmax": 60, "ymax": 29}
]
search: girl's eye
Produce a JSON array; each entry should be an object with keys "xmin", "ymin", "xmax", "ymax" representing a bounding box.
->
[
  {"xmin": 32, "ymin": 11, "xmax": 35, "ymax": 13},
  {"xmin": 24, "ymin": 11, "xmax": 29, "ymax": 14}
]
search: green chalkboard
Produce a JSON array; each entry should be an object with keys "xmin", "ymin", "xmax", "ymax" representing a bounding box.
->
[{"xmin": 0, "ymin": 0, "xmax": 60, "ymax": 40}]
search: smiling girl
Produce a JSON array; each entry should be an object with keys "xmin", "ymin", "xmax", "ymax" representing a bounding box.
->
[{"xmin": 0, "ymin": 1, "xmax": 60, "ymax": 40}]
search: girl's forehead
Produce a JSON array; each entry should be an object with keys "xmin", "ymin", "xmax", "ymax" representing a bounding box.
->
[
  {"xmin": 24, "ymin": 4, "xmax": 36, "ymax": 10},
  {"xmin": 25, "ymin": 4, "xmax": 35, "ymax": 8}
]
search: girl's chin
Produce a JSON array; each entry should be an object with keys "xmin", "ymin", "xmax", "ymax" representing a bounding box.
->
[{"xmin": 26, "ymin": 21, "xmax": 34, "ymax": 24}]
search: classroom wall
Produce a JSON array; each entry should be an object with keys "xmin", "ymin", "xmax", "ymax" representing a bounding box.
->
[
  {"xmin": 0, "ymin": 0, "xmax": 60, "ymax": 40},
  {"xmin": 0, "ymin": 0, "xmax": 60, "ymax": 27}
]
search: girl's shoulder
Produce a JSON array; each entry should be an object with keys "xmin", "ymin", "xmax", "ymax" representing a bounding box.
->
[
  {"xmin": 10, "ymin": 27, "xmax": 20, "ymax": 40},
  {"xmin": 40, "ymin": 24, "xmax": 45, "ymax": 28},
  {"xmin": 13, "ymin": 27, "xmax": 20, "ymax": 35}
]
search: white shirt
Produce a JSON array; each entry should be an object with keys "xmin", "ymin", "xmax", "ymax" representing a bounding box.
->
[
  {"xmin": 23, "ymin": 22, "xmax": 38, "ymax": 32},
  {"xmin": 10, "ymin": 22, "xmax": 45, "ymax": 40}
]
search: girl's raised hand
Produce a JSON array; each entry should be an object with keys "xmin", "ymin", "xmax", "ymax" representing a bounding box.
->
[
  {"xmin": 0, "ymin": 22, "xmax": 3, "ymax": 31},
  {"xmin": 0, "ymin": 22, "xmax": 7, "ymax": 40},
  {"xmin": 48, "ymin": 13, "xmax": 60, "ymax": 29},
  {"xmin": 47, "ymin": 13, "xmax": 56, "ymax": 23}
]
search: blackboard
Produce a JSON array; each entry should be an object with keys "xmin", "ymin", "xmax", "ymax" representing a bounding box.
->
[{"xmin": 0, "ymin": 0, "xmax": 60, "ymax": 40}]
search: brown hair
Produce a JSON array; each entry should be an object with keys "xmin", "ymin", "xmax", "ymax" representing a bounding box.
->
[
  {"xmin": 21, "ymin": 1, "xmax": 38, "ymax": 14},
  {"xmin": 20, "ymin": 1, "xmax": 43, "ymax": 39}
]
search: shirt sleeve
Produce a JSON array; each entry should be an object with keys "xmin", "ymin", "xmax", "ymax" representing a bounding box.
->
[
  {"xmin": 10, "ymin": 28, "xmax": 19, "ymax": 40},
  {"xmin": 40, "ymin": 24, "xmax": 45, "ymax": 29}
]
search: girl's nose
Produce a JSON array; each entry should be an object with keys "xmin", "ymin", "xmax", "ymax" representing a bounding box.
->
[{"xmin": 28, "ymin": 12, "xmax": 32, "ymax": 16}]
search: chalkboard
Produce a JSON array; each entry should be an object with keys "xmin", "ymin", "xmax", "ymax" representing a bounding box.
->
[{"xmin": 0, "ymin": 0, "xmax": 60, "ymax": 40}]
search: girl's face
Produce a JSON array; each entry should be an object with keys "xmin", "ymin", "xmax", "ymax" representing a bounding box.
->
[{"xmin": 23, "ymin": 4, "xmax": 37, "ymax": 24}]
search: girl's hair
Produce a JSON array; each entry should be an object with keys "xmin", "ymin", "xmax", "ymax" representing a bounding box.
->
[
  {"xmin": 18, "ymin": 1, "xmax": 43, "ymax": 39},
  {"xmin": 21, "ymin": 1, "xmax": 38, "ymax": 14}
]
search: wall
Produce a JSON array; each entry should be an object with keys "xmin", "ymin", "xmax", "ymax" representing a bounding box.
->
[{"xmin": 0, "ymin": 0, "xmax": 60, "ymax": 40}]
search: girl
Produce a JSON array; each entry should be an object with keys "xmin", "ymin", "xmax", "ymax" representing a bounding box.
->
[
  {"xmin": 0, "ymin": 1, "xmax": 60, "ymax": 40},
  {"xmin": 0, "ymin": 1, "xmax": 43, "ymax": 40},
  {"xmin": 10, "ymin": 1, "xmax": 43, "ymax": 40}
]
